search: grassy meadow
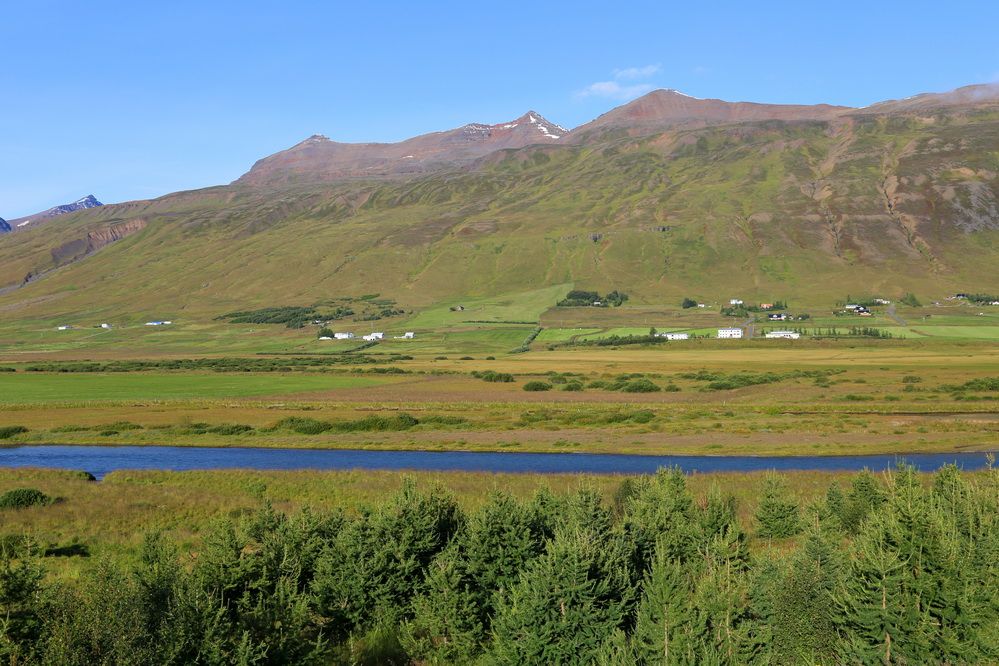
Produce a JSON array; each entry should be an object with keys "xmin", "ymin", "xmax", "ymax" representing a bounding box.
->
[{"xmin": 1, "ymin": 291, "xmax": 997, "ymax": 455}]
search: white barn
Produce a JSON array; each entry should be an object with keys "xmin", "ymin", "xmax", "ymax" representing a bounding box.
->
[
  {"xmin": 717, "ymin": 328, "xmax": 743, "ymax": 339},
  {"xmin": 333, "ymin": 332, "xmax": 355, "ymax": 340},
  {"xmin": 765, "ymin": 330, "xmax": 800, "ymax": 339},
  {"xmin": 362, "ymin": 332, "xmax": 385, "ymax": 341},
  {"xmin": 656, "ymin": 332, "xmax": 689, "ymax": 340}
]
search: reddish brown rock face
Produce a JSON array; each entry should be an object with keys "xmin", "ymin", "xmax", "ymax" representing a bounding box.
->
[
  {"xmin": 570, "ymin": 89, "xmax": 848, "ymax": 139},
  {"xmin": 237, "ymin": 112, "xmax": 568, "ymax": 186}
]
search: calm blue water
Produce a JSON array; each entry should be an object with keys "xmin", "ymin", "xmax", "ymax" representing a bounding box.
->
[{"xmin": 0, "ymin": 445, "xmax": 994, "ymax": 479}]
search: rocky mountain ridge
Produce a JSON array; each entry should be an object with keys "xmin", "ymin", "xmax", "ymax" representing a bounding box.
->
[
  {"xmin": 7, "ymin": 195, "xmax": 104, "ymax": 231},
  {"xmin": 0, "ymin": 83, "xmax": 996, "ymax": 318}
]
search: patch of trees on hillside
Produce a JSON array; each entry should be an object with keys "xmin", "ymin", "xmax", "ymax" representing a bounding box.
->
[{"xmin": 557, "ymin": 290, "xmax": 628, "ymax": 307}]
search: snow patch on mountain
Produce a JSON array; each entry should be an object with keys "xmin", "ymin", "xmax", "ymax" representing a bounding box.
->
[{"xmin": 667, "ymin": 89, "xmax": 702, "ymax": 100}]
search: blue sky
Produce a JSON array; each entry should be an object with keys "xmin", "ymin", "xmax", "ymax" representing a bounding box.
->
[{"xmin": 2, "ymin": 0, "xmax": 997, "ymax": 218}]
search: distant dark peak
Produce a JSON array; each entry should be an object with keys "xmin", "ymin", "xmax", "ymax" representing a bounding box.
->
[
  {"xmin": 5, "ymin": 194, "xmax": 104, "ymax": 231},
  {"xmin": 54, "ymin": 195, "xmax": 103, "ymax": 213},
  {"xmin": 0, "ymin": 217, "xmax": 10, "ymax": 233},
  {"xmin": 75, "ymin": 195, "xmax": 102, "ymax": 207}
]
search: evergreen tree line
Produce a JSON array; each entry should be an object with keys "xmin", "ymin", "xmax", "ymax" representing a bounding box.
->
[{"xmin": 2, "ymin": 465, "xmax": 998, "ymax": 664}]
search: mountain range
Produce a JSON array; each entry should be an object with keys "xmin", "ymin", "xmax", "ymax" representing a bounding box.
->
[
  {"xmin": 0, "ymin": 84, "xmax": 997, "ymax": 321},
  {"xmin": 2, "ymin": 195, "xmax": 103, "ymax": 233}
]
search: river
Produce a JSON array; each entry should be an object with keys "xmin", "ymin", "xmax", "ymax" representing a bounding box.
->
[{"xmin": 0, "ymin": 445, "xmax": 994, "ymax": 479}]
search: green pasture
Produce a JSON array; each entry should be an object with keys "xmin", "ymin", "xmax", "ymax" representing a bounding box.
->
[
  {"xmin": 403, "ymin": 283, "xmax": 570, "ymax": 329},
  {"xmin": 533, "ymin": 328, "xmax": 601, "ymax": 343},
  {"xmin": 365, "ymin": 326, "xmax": 534, "ymax": 355}
]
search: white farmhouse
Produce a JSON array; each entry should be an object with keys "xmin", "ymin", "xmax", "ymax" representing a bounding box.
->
[
  {"xmin": 394, "ymin": 331, "xmax": 415, "ymax": 339},
  {"xmin": 765, "ymin": 330, "xmax": 800, "ymax": 339},
  {"xmin": 717, "ymin": 328, "xmax": 743, "ymax": 339},
  {"xmin": 362, "ymin": 332, "xmax": 385, "ymax": 341},
  {"xmin": 333, "ymin": 332, "xmax": 355, "ymax": 340}
]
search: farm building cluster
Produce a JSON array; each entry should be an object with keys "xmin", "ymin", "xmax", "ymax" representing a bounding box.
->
[
  {"xmin": 57, "ymin": 321, "xmax": 167, "ymax": 331},
  {"xmin": 318, "ymin": 331, "xmax": 415, "ymax": 342},
  {"xmin": 655, "ymin": 327, "xmax": 803, "ymax": 341}
]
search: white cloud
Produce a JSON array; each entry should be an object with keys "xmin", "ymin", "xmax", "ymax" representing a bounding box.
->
[
  {"xmin": 612, "ymin": 64, "xmax": 661, "ymax": 80},
  {"xmin": 576, "ymin": 81, "xmax": 655, "ymax": 101},
  {"xmin": 577, "ymin": 64, "xmax": 660, "ymax": 100}
]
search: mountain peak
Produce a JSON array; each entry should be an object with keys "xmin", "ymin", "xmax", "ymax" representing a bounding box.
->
[
  {"xmin": 6, "ymin": 195, "xmax": 104, "ymax": 231},
  {"xmin": 859, "ymin": 82, "xmax": 999, "ymax": 113},
  {"xmin": 500, "ymin": 111, "xmax": 568, "ymax": 140},
  {"xmin": 571, "ymin": 88, "xmax": 849, "ymax": 138},
  {"xmin": 238, "ymin": 111, "xmax": 568, "ymax": 185},
  {"xmin": 0, "ymin": 217, "xmax": 10, "ymax": 233}
]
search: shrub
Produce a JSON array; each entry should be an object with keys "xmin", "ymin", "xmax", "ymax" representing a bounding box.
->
[
  {"xmin": 628, "ymin": 410, "xmax": 655, "ymax": 423},
  {"xmin": 276, "ymin": 417, "xmax": 333, "ymax": 435},
  {"xmin": 621, "ymin": 379, "xmax": 661, "ymax": 393},
  {"xmin": 329, "ymin": 413, "xmax": 421, "ymax": 433},
  {"xmin": 419, "ymin": 415, "xmax": 468, "ymax": 426},
  {"xmin": 98, "ymin": 421, "xmax": 143, "ymax": 431},
  {"xmin": 755, "ymin": 475, "xmax": 802, "ymax": 539},
  {"xmin": 51, "ymin": 425, "xmax": 91, "ymax": 433},
  {"xmin": 0, "ymin": 488, "xmax": 51, "ymax": 509},
  {"xmin": 681, "ymin": 297, "xmax": 698, "ymax": 309},
  {"xmin": 561, "ymin": 381, "xmax": 584, "ymax": 392},
  {"xmin": 473, "ymin": 370, "xmax": 514, "ymax": 383},
  {"xmin": 208, "ymin": 424, "xmax": 255, "ymax": 436},
  {"xmin": 0, "ymin": 426, "xmax": 28, "ymax": 439},
  {"xmin": 900, "ymin": 292, "xmax": 921, "ymax": 307},
  {"xmin": 522, "ymin": 381, "xmax": 552, "ymax": 392}
]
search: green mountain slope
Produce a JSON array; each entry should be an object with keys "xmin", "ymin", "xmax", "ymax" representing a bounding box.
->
[{"xmin": 1, "ymin": 94, "xmax": 997, "ymax": 325}]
